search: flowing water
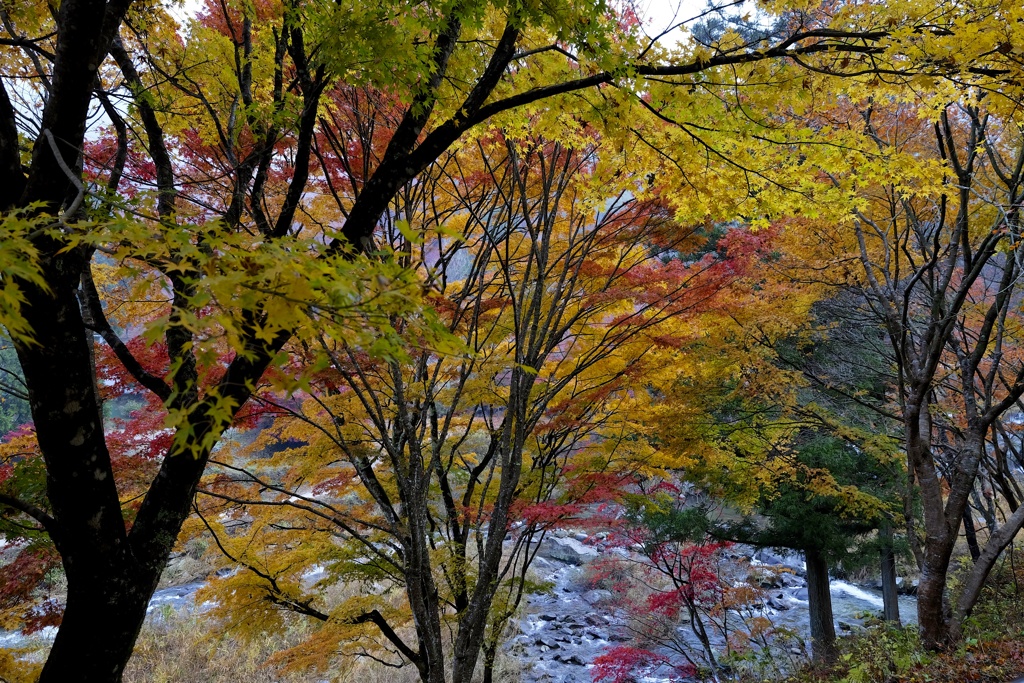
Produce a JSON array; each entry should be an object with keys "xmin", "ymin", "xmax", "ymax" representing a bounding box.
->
[
  {"xmin": 0, "ymin": 542, "xmax": 917, "ymax": 683},
  {"xmin": 515, "ymin": 544, "xmax": 918, "ymax": 683}
]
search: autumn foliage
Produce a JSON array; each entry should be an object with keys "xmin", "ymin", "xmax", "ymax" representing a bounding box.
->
[{"xmin": 2, "ymin": 0, "xmax": 1024, "ymax": 681}]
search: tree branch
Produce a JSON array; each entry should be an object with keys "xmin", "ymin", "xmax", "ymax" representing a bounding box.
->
[
  {"xmin": 79, "ymin": 264, "xmax": 172, "ymax": 401},
  {"xmin": 0, "ymin": 492, "xmax": 57, "ymax": 537}
]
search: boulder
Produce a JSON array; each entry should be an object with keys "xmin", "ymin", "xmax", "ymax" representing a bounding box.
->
[
  {"xmin": 780, "ymin": 572, "xmax": 806, "ymax": 588},
  {"xmin": 755, "ymin": 572, "xmax": 784, "ymax": 589},
  {"xmin": 581, "ymin": 589, "xmax": 612, "ymax": 606},
  {"xmin": 754, "ymin": 548, "xmax": 807, "ymax": 576},
  {"xmin": 537, "ymin": 536, "xmax": 599, "ymax": 566}
]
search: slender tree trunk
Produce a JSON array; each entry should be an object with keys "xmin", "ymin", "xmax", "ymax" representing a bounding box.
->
[
  {"xmin": 805, "ymin": 548, "xmax": 837, "ymax": 665},
  {"xmin": 407, "ymin": 566, "xmax": 445, "ymax": 683},
  {"xmin": 404, "ymin": 501, "xmax": 446, "ymax": 683},
  {"xmin": 450, "ymin": 376, "xmax": 530, "ymax": 683},
  {"xmin": 482, "ymin": 641, "xmax": 497, "ymax": 683},
  {"xmin": 951, "ymin": 502, "xmax": 1024, "ymax": 639},
  {"xmin": 971, "ymin": 487, "xmax": 998, "ymax": 536},
  {"xmin": 880, "ymin": 523, "xmax": 901, "ymax": 624},
  {"xmin": 688, "ymin": 600, "xmax": 719, "ymax": 670},
  {"xmin": 963, "ymin": 507, "xmax": 981, "ymax": 562},
  {"xmin": 906, "ymin": 406, "xmax": 970, "ymax": 650}
]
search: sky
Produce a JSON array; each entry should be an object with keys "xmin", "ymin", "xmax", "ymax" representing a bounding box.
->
[
  {"xmin": 634, "ymin": 0, "xmax": 754, "ymax": 48},
  {"xmin": 638, "ymin": 0, "xmax": 704, "ymax": 45},
  {"xmin": 168, "ymin": 0, "xmax": 752, "ymax": 49}
]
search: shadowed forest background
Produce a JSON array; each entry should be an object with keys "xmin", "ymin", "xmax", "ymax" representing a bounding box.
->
[{"xmin": 1, "ymin": 0, "xmax": 1024, "ymax": 681}]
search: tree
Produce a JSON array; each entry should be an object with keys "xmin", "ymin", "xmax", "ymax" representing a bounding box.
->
[
  {"xmin": 0, "ymin": 0, "xmax": 429, "ymax": 676},
  {"xmin": 0, "ymin": 0, "xmax": 1005, "ymax": 677},
  {"xmin": 743, "ymin": 434, "xmax": 893, "ymax": 664},
  {"xmin": 816, "ymin": 98, "xmax": 1024, "ymax": 648},
  {"xmin": 192, "ymin": 132, "xmax": 743, "ymax": 683},
  {"xmin": 591, "ymin": 481, "xmax": 782, "ymax": 683},
  {"xmin": 667, "ymin": 49, "xmax": 1024, "ymax": 649},
  {"xmin": 787, "ymin": 292, "xmax": 908, "ymax": 625},
  {"xmin": 635, "ymin": 213, "xmax": 909, "ymax": 661}
]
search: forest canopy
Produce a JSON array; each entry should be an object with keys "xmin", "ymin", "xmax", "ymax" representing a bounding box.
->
[{"xmin": 1, "ymin": 0, "xmax": 1024, "ymax": 681}]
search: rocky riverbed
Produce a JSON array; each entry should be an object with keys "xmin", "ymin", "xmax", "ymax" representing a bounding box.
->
[
  {"xmin": 0, "ymin": 534, "xmax": 917, "ymax": 683},
  {"xmin": 510, "ymin": 532, "xmax": 918, "ymax": 683}
]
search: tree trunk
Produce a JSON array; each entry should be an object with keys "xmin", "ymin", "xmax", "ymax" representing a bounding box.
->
[
  {"xmin": 450, "ymin": 378, "xmax": 530, "ymax": 683},
  {"xmin": 951, "ymin": 501, "xmax": 1024, "ymax": 640},
  {"xmin": 4, "ymin": 0, "xmax": 149, "ymax": 674},
  {"xmin": 481, "ymin": 641, "xmax": 497, "ymax": 683},
  {"xmin": 13, "ymin": 270, "xmax": 143, "ymax": 683},
  {"xmin": 805, "ymin": 548, "xmax": 837, "ymax": 665},
  {"xmin": 907, "ymin": 409, "xmax": 979, "ymax": 650},
  {"xmin": 912, "ymin": 431, "xmax": 990, "ymax": 649},
  {"xmin": 38, "ymin": 567, "xmax": 157, "ymax": 682},
  {"xmin": 16, "ymin": 267, "xmax": 275, "ymax": 680},
  {"xmin": 963, "ymin": 507, "xmax": 981, "ymax": 562},
  {"xmin": 405, "ymin": 548, "xmax": 445, "ymax": 683},
  {"xmin": 971, "ymin": 487, "xmax": 998, "ymax": 536},
  {"xmin": 916, "ymin": 551, "xmax": 952, "ymax": 649},
  {"xmin": 880, "ymin": 523, "xmax": 901, "ymax": 625}
]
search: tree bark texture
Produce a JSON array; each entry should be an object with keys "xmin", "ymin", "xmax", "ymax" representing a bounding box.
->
[
  {"xmin": 963, "ymin": 507, "xmax": 981, "ymax": 562},
  {"xmin": 880, "ymin": 523, "xmax": 902, "ymax": 625},
  {"xmin": 805, "ymin": 548, "xmax": 837, "ymax": 665},
  {"xmin": 951, "ymin": 501, "xmax": 1024, "ymax": 639}
]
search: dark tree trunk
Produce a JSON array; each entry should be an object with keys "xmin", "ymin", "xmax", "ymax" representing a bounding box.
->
[
  {"xmin": 450, "ymin": 374, "xmax": 530, "ymax": 683},
  {"xmin": 917, "ymin": 550, "xmax": 952, "ymax": 649},
  {"xmin": 805, "ymin": 548, "xmax": 837, "ymax": 665},
  {"xmin": 482, "ymin": 641, "xmax": 497, "ymax": 683},
  {"xmin": 15, "ymin": 258, "xmax": 278, "ymax": 682},
  {"xmin": 963, "ymin": 507, "xmax": 981, "ymax": 562},
  {"xmin": 404, "ymin": 535, "xmax": 445, "ymax": 683},
  {"xmin": 905, "ymin": 403, "xmax": 958, "ymax": 651},
  {"xmin": 12, "ymin": 262, "xmax": 143, "ymax": 683},
  {"xmin": 880, "ymin": 523, "xmax": 901, "ymax": 624},
  {"xmin": 38, "ymin": 568, "xmax": 156, "ymax": 682}
]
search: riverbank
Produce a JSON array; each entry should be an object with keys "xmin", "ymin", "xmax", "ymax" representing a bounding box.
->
[
  {"xmin": 6, "ymin": 531, "xmax": 1023, "ymax": 683},
  {"xmin": 512, "ymin": 531, "xmax": 917, "ymax": 683}
]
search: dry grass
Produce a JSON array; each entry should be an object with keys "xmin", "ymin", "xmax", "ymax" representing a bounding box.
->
[
  {"xmin": 1, "ymin": 541, "xmax": 530, "ymax": 682},
  {"xmin": 118, "ymin": 604, "xmax": 526, "ymax": 683},
  {"xmin": 122, "ymin": 609, "xmax": 313, "ymax": 683}
]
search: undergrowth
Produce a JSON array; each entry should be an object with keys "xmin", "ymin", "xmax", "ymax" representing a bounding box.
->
[{"xmin": 763, "ymin": 546, "xmax": 1024, "ymax": 683}]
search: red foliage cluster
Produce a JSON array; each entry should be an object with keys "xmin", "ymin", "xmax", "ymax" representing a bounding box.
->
[
  {"xmin": 592, "ymin": 646, "xmax": 695, "ymax": 683},
  {"xmin": 0, "ymin": 544, "xmax": 62, "ymax": 633},
  {"xmin": 511, "ymin": 500, "xmax": 583, "ymax": 527},
  {"xmin": 645, "ymin": 542, "xmax": 728, "ymax": 614}
]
